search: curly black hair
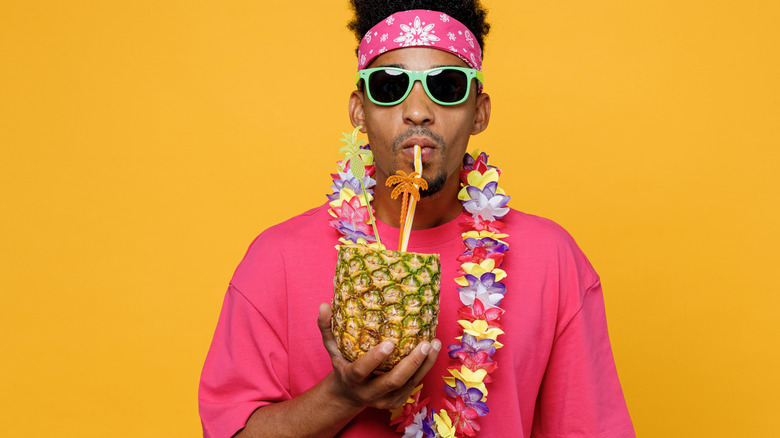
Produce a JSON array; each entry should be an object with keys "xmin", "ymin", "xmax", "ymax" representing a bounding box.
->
[{"xmin": 347, "ymin": 0, "xmax": 490, "ymax": 54}]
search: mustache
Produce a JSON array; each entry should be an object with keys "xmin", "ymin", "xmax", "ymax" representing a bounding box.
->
[{"xmin": 392, "ymin": 127, "xmax": 445, "ymax": 152}]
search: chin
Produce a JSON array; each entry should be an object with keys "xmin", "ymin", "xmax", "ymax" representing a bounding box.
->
[{"xmin": 420, "ymin": 173, "xmax": 447, "ymax": 198}]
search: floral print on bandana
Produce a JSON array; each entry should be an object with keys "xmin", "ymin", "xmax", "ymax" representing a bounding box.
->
[
  {"xmin": 393, "ymin": 16, "xmax": 440, "ymax": 46},
  {"xmin": 357, "ymin": 9, "xmax": 483, "ymax": 72}
]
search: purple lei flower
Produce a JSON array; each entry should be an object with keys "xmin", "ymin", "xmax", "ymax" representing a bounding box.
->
[
  {"xmin": 462, "ymin": 151, "xmax": 496, "ymax": 172},
  {"xmin": 331, "ymin": 220, "xmax": 375, "ymax": 243},
  {"xmin": 462, "ymin": 237, "xmax": 508, "ymax": 256},
  {"xmin": 463, "ymin": 181, "xmax": 511, "ymax": 221},
  {"xmin": 421, "ymin": 410, "xmax": 437, "ymax": 437},
  {"xmin": 457, "ymin": 272, "xmax": 506, "ymax": 307},
  {"xmin": 327, "ymin": 172, "xmax": 376, "ymax": 201},
  {"xmin": 401, "ymin": 407, "xmax": 436, "ymax": 438},
  {"xmin": 448, "ymin": 332, "xmax": 496, "ymax": 359},
  {"xmin": 444, "ymin": 378, "xmax": 489, "ymax": 416},
  {"xmin": 330, "ymin": 171, "xmax": 376, "ymax": 193},
  {"xmin": 462, "ymin": 152, "xmax": 478, "ymax": 170}
]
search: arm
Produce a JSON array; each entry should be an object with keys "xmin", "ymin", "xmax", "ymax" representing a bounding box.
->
[
  {"xmin": 532, "ymin": 280, "xmax": 634, "ymax": 438},
  {"xmin": 234, "ymin": 303, "xmax": 441, "ymax": 438}
]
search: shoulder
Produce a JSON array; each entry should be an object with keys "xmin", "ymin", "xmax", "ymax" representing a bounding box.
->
[
  {"xmin": 230, "ymin": 203, "xmax": 337, "ymax": 289},
  {"xmin": 502, "ymin": 208, "xmax": 584, "ymax": 251},
  {"xmin": 253, "ymin": 203, "xmax": 333, "ymax": 246},
  {"xmin": 502, "ymin": 208, "xmax": 599, "ymax": 287},
  {"xmin": 503, "ymin": 208, "xmax": 572, "ymax": 238},
  {"xmin": 246, "ymin": 203, "xmax": 338, "ymax": 254}
]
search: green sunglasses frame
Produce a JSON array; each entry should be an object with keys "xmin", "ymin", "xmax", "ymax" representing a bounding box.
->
[{"xmin": 355, "ymin": 66, "xmax": 484, "ymax": 106}]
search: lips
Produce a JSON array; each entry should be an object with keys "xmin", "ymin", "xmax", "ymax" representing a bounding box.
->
[{"xmin": 401, "ymin": 138, "xmax": 438, "ymax": 162}]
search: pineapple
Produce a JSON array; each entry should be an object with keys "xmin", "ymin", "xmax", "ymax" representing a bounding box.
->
[{"xmin": 332, "ymin": 244, "xmax": 440, "ymax": 371}]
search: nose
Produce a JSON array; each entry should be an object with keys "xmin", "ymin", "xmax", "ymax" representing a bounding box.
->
[{"xmin": 401, "ymin": 80, "xmax": 434, "ymax": 126}]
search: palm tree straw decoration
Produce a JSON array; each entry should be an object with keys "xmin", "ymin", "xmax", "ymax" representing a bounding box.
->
[
  {"xmin": 386, "ymin": 145, "xmax": 427, "ymax": 252},
  {"xmin": 328, "ymin": 127, "xmax": 513, "ymax": 437}
]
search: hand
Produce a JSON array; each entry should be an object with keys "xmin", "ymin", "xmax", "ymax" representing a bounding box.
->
[{"xmin": 317, "ymin": 302, "xmax": 441, "ymax": 410}]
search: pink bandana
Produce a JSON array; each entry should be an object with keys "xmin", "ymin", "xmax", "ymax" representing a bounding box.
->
[{"xmin": 357, "ymin": 10, "xmax": 483, "ymax": 72}]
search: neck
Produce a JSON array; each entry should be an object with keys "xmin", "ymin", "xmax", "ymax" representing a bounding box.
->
[{"xmin": 372, "ymin": 169, "xmax": 463, "ymax": 229}]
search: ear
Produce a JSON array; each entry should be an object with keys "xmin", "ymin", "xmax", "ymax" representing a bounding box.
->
[
  {"xmin": 471, "ymin": 92, "xmax": 491, "ymax": 135},
  {"xmin": 348, "ymin": 90, "xmax": 368, "ymax": 133}
]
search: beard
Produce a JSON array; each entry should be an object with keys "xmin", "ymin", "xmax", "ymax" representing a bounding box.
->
[{"xmin": 420, "ymin": 172, "xmax": 447, "ymax": 198}]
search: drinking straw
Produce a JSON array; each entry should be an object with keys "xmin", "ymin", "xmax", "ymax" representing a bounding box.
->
[{"xmin": 399, "ymin": 145, "xmax": 422, "ymax": 252}]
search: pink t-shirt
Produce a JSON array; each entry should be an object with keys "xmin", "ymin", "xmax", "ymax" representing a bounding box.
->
[{"xmin": 199, "ymin": 204, "xmax": 634, "ymax": 437}]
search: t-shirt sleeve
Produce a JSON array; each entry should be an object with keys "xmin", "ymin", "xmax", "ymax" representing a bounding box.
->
[
  {"xmin": 531, "ymin": 278, "xmax": 635, "ymax": 438},
  {"xmin": 199, "ymin": 285, "xmax": 291, "ymax": 437},
  {"xmin": 198, "ymin": 234, "xmax": 291, "ymax": 438}
]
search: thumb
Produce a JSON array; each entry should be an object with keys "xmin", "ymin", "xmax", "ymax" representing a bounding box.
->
[
  {"xmin": 318, "ymin": 302, "xmax": 344, "ymax": 361},
  {"xmin": 317, "ymin": 302, "xmax": 333, "ymax": 332}
]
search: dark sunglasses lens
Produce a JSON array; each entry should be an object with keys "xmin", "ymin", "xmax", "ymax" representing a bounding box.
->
[
  {"xmin": 368, "ymin": 69, "xmax": 410, "ymax": 103},
  {"xmin": 426, "ymin": 69, "xmax": 469, "ymax": 103}
]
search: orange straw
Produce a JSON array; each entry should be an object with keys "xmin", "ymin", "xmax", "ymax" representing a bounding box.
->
[{"xmin": 399, "ymin": 145, "xmax": 422, "ymax": 252}]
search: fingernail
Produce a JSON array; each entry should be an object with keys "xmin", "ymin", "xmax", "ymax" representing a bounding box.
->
[
  {"xmin": 421, "ymin": 343, "xmax": 431, "ymax": 355},
  {"xmin": 432, "ymin": 340, "xmax": 441, "ymax": 351},
  {"xmin": 381, "ymin": 341, "xmax": 394, "ymax": 354}
]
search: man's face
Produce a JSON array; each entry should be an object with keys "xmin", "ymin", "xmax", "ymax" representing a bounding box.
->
[{"xmin": 349, "ymin": 47, "xmax": 490, "ymax": 197}]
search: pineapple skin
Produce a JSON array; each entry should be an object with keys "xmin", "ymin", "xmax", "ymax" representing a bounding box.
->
[{"xmin": 331, "ymin": 245, "xmax": 441, "ymax": 371}]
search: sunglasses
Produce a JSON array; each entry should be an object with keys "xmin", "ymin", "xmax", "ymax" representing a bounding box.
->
[{"xmin": 356, "ymin": 66, "xmax": 484, "ymax": 106}]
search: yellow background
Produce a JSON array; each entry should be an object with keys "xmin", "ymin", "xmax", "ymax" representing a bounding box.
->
[{"xmin": 1, "ymin": 0, "xmax": 778, "ymax": 436}]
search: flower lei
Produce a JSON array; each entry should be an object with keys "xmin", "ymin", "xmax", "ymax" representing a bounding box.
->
[{"xmin": 328, "ymin": 131, "xmax": 511, "ymax": 437}]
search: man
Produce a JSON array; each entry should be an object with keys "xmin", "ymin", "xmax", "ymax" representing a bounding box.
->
[{"xmin": 199, "ymin": 1, "xmax": 635, "ymax": 437}]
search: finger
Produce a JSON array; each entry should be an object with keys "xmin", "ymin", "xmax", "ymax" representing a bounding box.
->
[
  {"xmin": 386, "ymin": 339, "xmax": 442, "ymax": 408},
  {"xmin": 344, "ymin": 340, "xmax": 395, "ymax": 384},
  {"xmin": 382, "ymin": 340, "xmax": 441, "ymax": 409},
  {"xmin": 317, "ymin": 302, "xmax": 333, "ymax": 331},
  {"xmin": 407, "ymin": 338, "xmax": 441, "ymax": 384},
  {"xmin": 377, "ymin": 339, "xmax": 442, "ymax": 396},
  {"xmin": 317, "ymin": 303, "xmax": 343, "ymax": 358}
]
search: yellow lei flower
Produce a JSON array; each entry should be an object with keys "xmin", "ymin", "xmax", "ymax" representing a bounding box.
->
[
  {"xmin": 457, "ymin": 168, "xmax": 506, "ymax": 200},
  {"xmin": 462, "ymin": 230, "xmax": 509, "ymax": 240},
  {"xmin": 454, "ymin": 259, "xmax": 507, "ymax": 285},
  {"xmin": 457, "ymin": 319, "xmax": 505, "ymax": 348},
  {"xmin": 443, "ymin": 367, "xmax": 489, "ymax": 400},
  {"xmin": 433, "ymin": 410, "xmax": 456, "ymax": 438},
  {"xmin": 328, "ymin": 187, "xmax": 373, "ymax": 212}
]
